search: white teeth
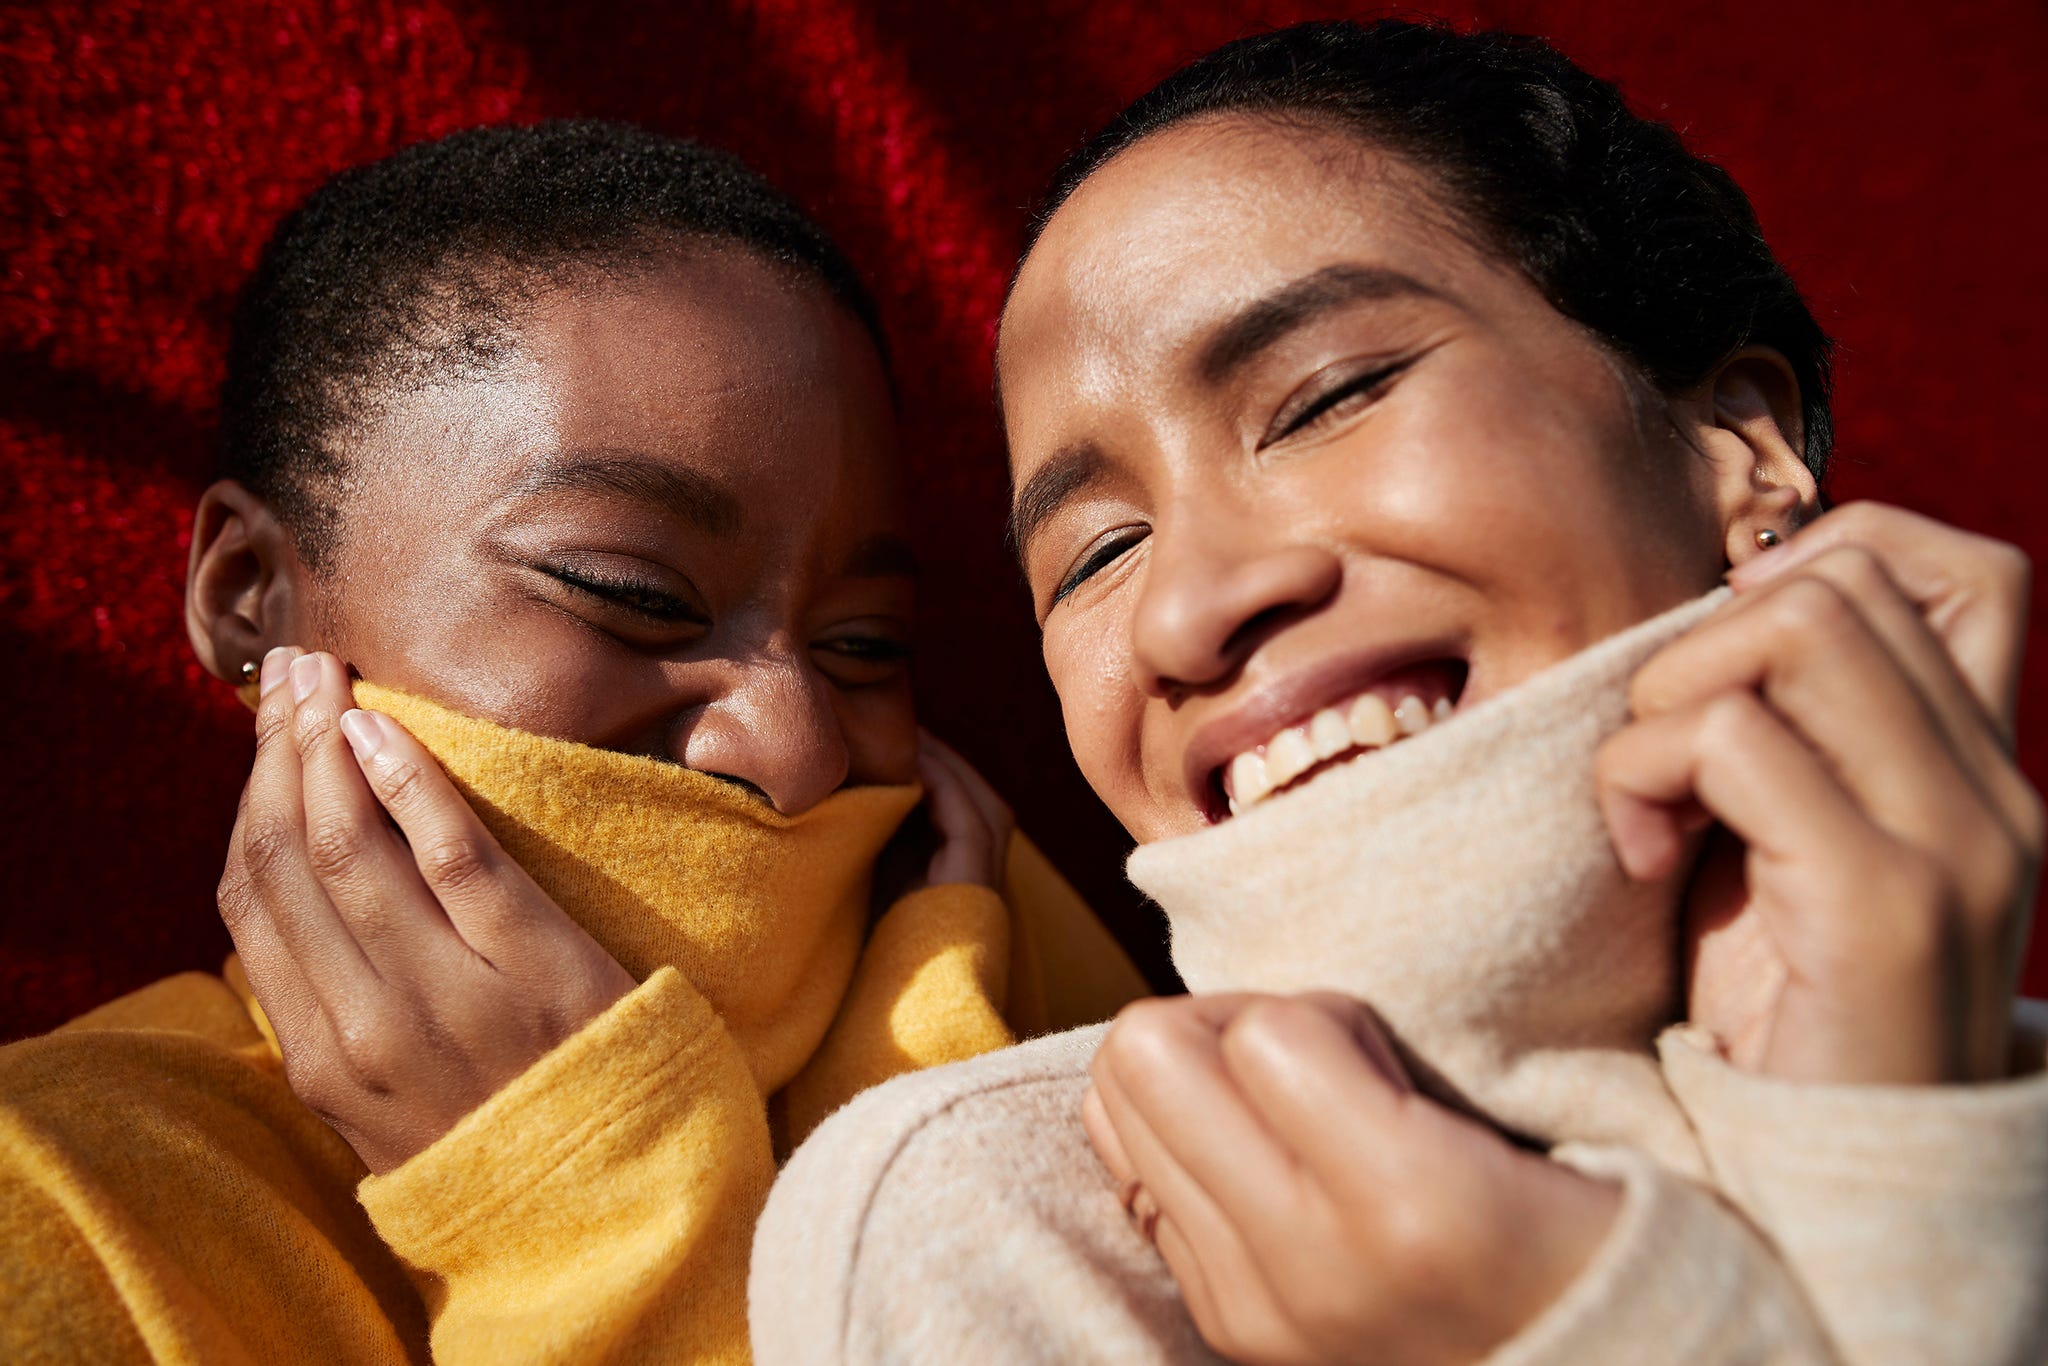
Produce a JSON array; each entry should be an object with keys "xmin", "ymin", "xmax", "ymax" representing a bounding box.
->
[
  {"xmin": 1264, "ymin": 727, "xmax": 1317, "ymax": 787},
  {"xmin": 1347, "ymin": 693, "xmax": 1398, "ymax": 747},
  {"xmin": 1228, "ymin": 751, "xmax": 1270, "ymax": 809},
  {"xmin": 1309, "ymin": 708, "xmax": 1352, "ymax": 760},
  {"xmin": 1219, "ymin": 684, "xmax": 1457, "ymax": 820}
]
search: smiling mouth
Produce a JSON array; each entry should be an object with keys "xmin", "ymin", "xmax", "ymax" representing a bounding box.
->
[{"xmin": 1214, "ymin": 659, "xmax": 1468, "ymax": 818}]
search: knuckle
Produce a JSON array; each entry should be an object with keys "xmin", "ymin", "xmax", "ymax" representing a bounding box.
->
[
  {"xmin": 1767, "ymin": 575, "xmax": 1857, "ymax": 645},
  {"xmin": 1988, "ymin": 540, "xmax": 2033, "ymax": 608},
  {"xmin": 331, "ymin": 1015, "xmax": 401, "ymax": 1095},
  {"xmin": 373, "ymin": 754, "xmax": 429, "ymax": 811},
  {"xmin": 1698, "ymin": 691, "xmax": 1766, "ymax": 751},
  {"xmin": 237, "ymin": 815, "xmax": 302, "ymax": 888},
  {"xmin": 252, "ymin": 702, "xmax": 294, "ymax": 749},
  {"xmin": 1107, "ymin": 997, "xmax": 1189, "ymax": 1057},
  {"xmin": 1372, "ymin": 1187, "xmax": 1458, "ymax": 1299},
  {"xmin": 292, "ymin": 703, "xmax": 337, "ymax": 751},
  {"xmin": 302, "ymin": 819, "xmax": 368, "ymax": 882},
  {"xmin": 417, "ymin": 835, "xmax": 494, "ymax": 895},
  {"xmin": 215, "ymin": 867, "xmax": 256, "ymax": 930},
  {"xmin": 1821, "ymin": 543, "xmax": 1889, "ymax": 595}
]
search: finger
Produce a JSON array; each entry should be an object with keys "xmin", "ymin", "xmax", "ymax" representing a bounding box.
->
[
  {"xmin": 1150, "ymin": 1210, "xmax": 1279, "ymax": 1366},
  {"xmin": 1728, "ymin": 501, "xmax": 2029, "ymax": 730},
  {"xmin": 1080, "ymin": 1083, "xmax": 1134, "ymax": 1183},
  {"xmin": 916, "ymin": 743, "xmax": 998, "ymax": 886},
  {"xmin": 1628, "ymin": 575, "xmax": 2003, "ymax": 858},
  {"xmin": 234, "ymin": 646, "xmax": 376, "ymax": 992},
  {"xmin": 337, "ymin": 708, "xmax": 597, "ymax": 973},
  {"xmin": 1600, "ymin": 690, "xmax": 1882, "ymax": 882},
  {"xmin": 218, "ymin": 797, "xmax": 338, "ymax": 1057},
  {"xmin": 918, "ymin": 730, "xmax": 1013, "ymax": 833},
  {"xmin": 917, "ymin": 731, "xmax": 1016, "ymax": 886},
  {"xmin": 1092, "ymin": 1060, "xmax": 1293, "ymax": 1359},
  {"xmin": 1093, "ymin": 998, "xmax": 1307, "ymax": 1250},
  {"xmin": 289, "ymin": 653, "xmax": 470, "ymax": 975},
  {"xmin": 1214, "ymin": 996, "xmax": 1420, "ymax": 1201}
]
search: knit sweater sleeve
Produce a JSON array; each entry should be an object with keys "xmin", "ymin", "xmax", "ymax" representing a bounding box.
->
[
  {"xmin": 1659, "ymin": 1020, "xmax": 2048, "ymax": 1366},
  {"xmin": 357, "ymin": 966, "xmax": 772, "ymax": 1365},
  {"xmin": 753, "ymin": 1024, "xmax": 1226, "ymax": 1366},
  {"xmin": 1484, "ymin": 1144, "xmax": 1839, "ymax": 1366},
  {"xmin": 776, "ymin": 882, "xmax": 1016, "ymax": 1146}
]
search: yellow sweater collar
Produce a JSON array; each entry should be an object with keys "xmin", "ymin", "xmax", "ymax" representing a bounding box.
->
[{"xmin": 355, "ymin": 683, "xmax": 920, "ymax": 1093}]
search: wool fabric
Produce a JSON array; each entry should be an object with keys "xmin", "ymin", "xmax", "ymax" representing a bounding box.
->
[
  {"xmin": 756, "ymin": 593, "xmax": 2048, "ymax": 1365},
  {"xmin": 1126, "ymin": 592, "xmax": 1724, "ymax": 1174},
  {"xmin": 0, "ymin": 691, "xmax": 1146, "ymax": 1363}
]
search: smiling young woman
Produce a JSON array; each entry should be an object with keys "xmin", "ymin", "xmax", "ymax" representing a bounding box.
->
[{"xmin": 752, "ymin": 21, "xmax": 2046, "ymax": 1366}]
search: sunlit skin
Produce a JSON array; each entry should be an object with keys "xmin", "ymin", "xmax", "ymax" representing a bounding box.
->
[
  {"xmin": 189, "ymin": 248, "xmax": 919, "ymax": 813},
  {"xmin": 182, "ymin": 249, "xmax": 1017, "ymax": 1174},
  {"xmin": 1001, "ymin": 119, "xmax": 1812, "ymax": 844},
  {"xmin": 1002, "ymin": 114, "xmax": 2039, "ymax": 1365}
]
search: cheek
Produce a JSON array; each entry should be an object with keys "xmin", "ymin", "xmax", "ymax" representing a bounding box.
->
[
  {"xmin": 315, "ymin": 559, "xmax": 651, "ymax": 738},
  {"xmin": 1044, "ymin": 607, "xmax": 1156, "ymax": 832},
  {"xmin": 1324, "ymin": 359, "xmax": 1702, "ymax": 599}
]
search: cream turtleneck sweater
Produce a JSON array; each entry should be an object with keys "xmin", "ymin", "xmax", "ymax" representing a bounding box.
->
[{"xmin": 751, "ymin": 594, "xmax": 2048, "ymax": 1365}]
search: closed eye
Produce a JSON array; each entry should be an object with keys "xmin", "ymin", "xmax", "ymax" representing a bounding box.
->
[
  {"xmin": 1259, "ymin": 361, "xmax": 1406, "ymax": 449},
  {"xmin": 1053, "ymin": 527, "xmax": 1148, "ymax": 606},
  {"xmin": 545, "ymin": 565, "xmax": 706, "ymax": 624}
]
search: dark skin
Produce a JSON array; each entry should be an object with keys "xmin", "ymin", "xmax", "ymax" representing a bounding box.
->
[
  {"xmin": 1000, "ymin": 118, "xmax": 2040, "ymax": 1364},
  {"xmin": 186, "ymin": 249, "xmax": 1011, "ymax": 1173}
]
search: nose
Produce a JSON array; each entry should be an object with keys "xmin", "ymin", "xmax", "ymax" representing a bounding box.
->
[
  {"xmin": 674, "ymin": 645, "xmax": 850, "ymax": 815},
  {"xmin": 1130, "ymin": 511, "xmax": 1342, "ymax": 697}
]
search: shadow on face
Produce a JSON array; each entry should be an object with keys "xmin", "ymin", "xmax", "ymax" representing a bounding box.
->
[
  {"xmin": 1000, "ymin": 117, "xmax": 1813, "ymax": 842},
  {"xmin": 189, "ymin": 248, "xmax": 917, "ymax": 815}
]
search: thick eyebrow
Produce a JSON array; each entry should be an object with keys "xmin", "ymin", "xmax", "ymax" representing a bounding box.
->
[
  {"xmin": 1196, "ymin": 264, "xmax": 1445, "ymax": 386},
  {"xmin": 513, "ymin": 452, "xmax": 744, "ymax": 537},
  {"xmin": 842, "ymin": 532, "xmax": 919, "ymax": 579},
  {"xmin": 1007, "ymin": 440, "xmax": 1109, "ymax": 557}
]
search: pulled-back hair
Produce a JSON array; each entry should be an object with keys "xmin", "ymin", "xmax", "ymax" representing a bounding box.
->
[
  {"xmin": 219, "ymin": 119, "xmax": 885, "ymax": 568},
  {"xmin": 1023, "ymin": 19, "xmax": 1833, "ymax": 479}
]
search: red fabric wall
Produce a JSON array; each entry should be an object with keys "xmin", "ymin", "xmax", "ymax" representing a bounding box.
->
[{"xmin": 4, "ymin": 1, "xmax": 2045, "ymax": 1040}]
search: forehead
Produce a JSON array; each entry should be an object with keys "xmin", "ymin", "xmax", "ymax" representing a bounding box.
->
[
  {"xmin": 1000, "ymin": 117, "xmax": 1487, "ymax": 399},
  {"xmin": 528, "ymin": 251, "xmax": 897, "ymax": 500},
  {"xmin": 361, "ymin": 249, "xmax": 902, "ymax": 537}
]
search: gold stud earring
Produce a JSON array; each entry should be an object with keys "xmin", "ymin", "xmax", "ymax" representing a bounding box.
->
[
  {"xmin": 1755, "ymin": 528, "xmax": 1782, "ymax": 550},
  {"xmin": 240, "ymin": 660, "xmax": 260, "ymax": 685}
]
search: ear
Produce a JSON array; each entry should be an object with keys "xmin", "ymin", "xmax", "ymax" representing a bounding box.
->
[
  {"xmin": 1682, "ymin": 348, "xmax": 1822, "ymax": 570},
  {"xmin": 184, "ymin": 480, "xmax": 310, "ymax": 709}
]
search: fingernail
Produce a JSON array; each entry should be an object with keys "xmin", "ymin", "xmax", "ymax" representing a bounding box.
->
[
  {"xmin": 289, "ymin": 653, "xmax": 321, "ymax": 703},
  {"xmin": 339, "ymin": 709, "xmax": 382, "ymax": 761},
  {"xmin": 259, "ymin": 646, "xmax": 295, "ymax": 697}
]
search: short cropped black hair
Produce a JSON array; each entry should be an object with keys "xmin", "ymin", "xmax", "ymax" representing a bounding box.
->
[
  {"xmin": 218, "ymin": 119, "xmax": 886, "ymax": 568},
  {"xmin": 1022, "ymin": 19, "xmax": 1834, "ymax": 480}
]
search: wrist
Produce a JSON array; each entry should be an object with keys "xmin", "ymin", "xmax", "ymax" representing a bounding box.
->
[{"xmin": 1481, "ymin": 1156, "xmax": 1624, "ymax": 1358}]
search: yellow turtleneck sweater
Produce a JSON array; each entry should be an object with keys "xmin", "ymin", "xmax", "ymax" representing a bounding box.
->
[{"xmin": 0, "ymin": 689, "xmax": 1146, "ymax": 1363}]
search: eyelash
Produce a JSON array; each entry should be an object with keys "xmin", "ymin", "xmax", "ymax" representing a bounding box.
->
[
  {"xmin": 818, "ymin": 636, "xmax": 915, "ymax": 663},
  {"xmin": 546, "ymin": 566, "xmax": 705, "ymax": 623},
  {"xmin": 1263, "ymin": 362, "xmax": 1404, "ymax": 448},
  {"xmin": 1045, "ymin": 364, "xmax": 1404, "ymax": 610},
  {"xmin": 550, "ymin": 565, "xmax": 912, "ymax": 674},
  {"xmin": 1053, "ymin": 528, "xmax": 1148, "ymax": 606}
]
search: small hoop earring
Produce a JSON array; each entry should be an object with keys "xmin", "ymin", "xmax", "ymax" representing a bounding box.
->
[
  {"xmin": 240, "ymin": 660, "xmax": 260, "ymax": 685},
  {"xmin": 1754, "ymin": 528, "xmax": 1783, "ymax": 550}
]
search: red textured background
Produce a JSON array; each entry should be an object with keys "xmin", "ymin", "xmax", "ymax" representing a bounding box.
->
[{"xmin": 4, "ymin": 1, "xmax": 2046, "ymax": 1040}]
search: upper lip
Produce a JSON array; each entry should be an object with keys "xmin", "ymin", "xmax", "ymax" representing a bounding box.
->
[{"xmin": 1180, "ymin": 638, "xmax": 1469, "ymax": 814}]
